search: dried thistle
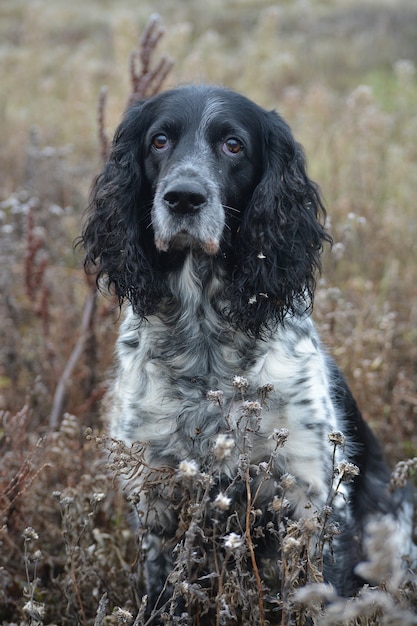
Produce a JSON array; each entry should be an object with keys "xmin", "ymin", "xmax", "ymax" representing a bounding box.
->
[
  {"xmin": 23, "ymin": 527, "xmax": 39, "ymax": 542},
  {"xmin": 213, "ymin": 433, "xmax": 234, "ymax": 460},
  {"xmin": 242, "ymin": 400, "xmax": 262, "ymax": 417},
  {"xmin": 270, "ymin": 427, "xmax": 290, "ymax": 447},
  {"xmin": 390, "ymin": 457, "xmax": 417, "ymax": 490},
  {"xmin": 224, "ymin": 532, "xmax": 244, "ymax": 551},
  {"xmin": 178, "ymin": 459, "xmax": 200, "ymax": 478},
  {"xmin": 112, "ymin": 607, "xmax": 134, "ymax": 624},
  {"xmin": 207, "ymin": 389, "xmax": 224, "ymax": 408},
  {"xmin": 328, "ymin": 430, "xmax": 346, "ymax": 448},
  {"xmin": 279, "ymin": 473, "xmax": 297, "ymax": 491},
  {"xmin": 128, "ymin": 14, "xmax": 174, "ymax": 104},
  {"xmin": 233, "ymin": 375, "xmax": 249, "ymax": 394},
  {"xmin": 335, "ymin": 459, "xmax": 360, "ymax": 483},
  {"xmin": 96, "ymin": 14, "xmax": 173, "ymax": 165},
  {"xmin": 213, "ymin": 492, "xmax": 232, "ymax": 511},
  {"xmin": 257, "ymin": 383, "xmax": 274, "ymax": 406}
]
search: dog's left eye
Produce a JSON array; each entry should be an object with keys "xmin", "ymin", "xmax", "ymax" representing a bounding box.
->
[
  {"xmin": 222, "ymin": 138, "xmax": 243, "ymax": 155},
  {"xmin": 152, "ymin": 134, "xmax": 170, "ymax": 151}
]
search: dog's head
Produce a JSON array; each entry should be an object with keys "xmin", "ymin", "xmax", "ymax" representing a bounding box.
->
[{"xmin": 81, "ymin": 85, "xmax": 330, "ymax": 335}]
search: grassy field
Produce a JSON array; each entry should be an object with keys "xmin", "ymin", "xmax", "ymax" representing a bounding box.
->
[{"xmin": 0, "ymin": 0, "xmax": 417, "ymax": 623}]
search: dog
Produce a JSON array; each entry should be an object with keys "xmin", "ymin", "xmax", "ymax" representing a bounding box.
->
[{"xmin": 80, "ymin": 84, "xmax": 414, "ymax": 618}]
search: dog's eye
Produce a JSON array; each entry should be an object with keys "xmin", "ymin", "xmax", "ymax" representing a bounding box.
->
[
  {"xmin": 222, "ymin": 138, "xmax": 243, "ymax": 155},
  {"xmin": 152, "ymin": 134, "xmax": 169, "ymax": 151}
]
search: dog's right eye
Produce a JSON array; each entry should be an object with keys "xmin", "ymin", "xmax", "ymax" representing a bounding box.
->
[
  {"xmin": 222, "ymin": 137, "xmax": 244, "ymax": 156},
  {"xmin": 152, "ymin": 134, "xmax": 170, "ymax": 152}
]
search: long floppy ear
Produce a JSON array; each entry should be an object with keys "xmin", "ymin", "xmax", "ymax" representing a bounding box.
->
[
  {"xmin": 231, "ymin": 110, "xmax": 331, "ymax": 337},
  {"xmin": 79, "ymin": 102, "xmax": 163, "ymax": 317}
]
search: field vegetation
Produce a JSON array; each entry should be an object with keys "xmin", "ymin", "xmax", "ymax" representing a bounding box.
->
[{"xmin": 0, "ymin": 0, "xmax": 417, "ymax": 623}]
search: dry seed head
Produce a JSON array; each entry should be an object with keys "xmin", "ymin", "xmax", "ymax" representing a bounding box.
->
[
  {"xmin": 90, "ymin": 492, "xmax": 106, "ymax": 504},
  {"xmin": 206, "ymin": 389, "xmax": 224, "ymax": 405},
  {"xmin": 279, "ymin": 472, "xmax": 297, "ymax": 490},
  {"xmin": 213, "ymin": 433, "xmax": 234, "ymax": 459},
  {"xmin": 257, "ymin": 383, "xmax": 274, "ymax": 397},
  {"xmin": 23, "ymin": 601, "xmax": 45, "ymax": 619},
  {"xmin": 270, "ymin": 495, "xmax": 290, "ymax": 513},
  {"xmin": 390, "ymin": 457, "xmax": 417, "ymax": 490},
  {"xmin": 59, "ymin": 495, "xmax": 74, "ymax": 506},
  {"xmin": 242, "ymin": 400, "xmax": 262, "ymax": 416},
  {"xmin": 23, "ymin": 527, "xmax": 39, "ymax": 541},
  {"xmin": 270, "ymin": 428, "xmax": 290, "ymax": 446},
  {"xmin": 282, "ymin": 536, "xmax": 301, "ymax": 556},
  {"xmin": 224, "ymin": 532, "xmax": 244, "ymax": 550},
  {"xmin": 112, "ymin": 607, "xmax": 134, "ymax": 623},
  {"xmin": 30, "ymin": 549, "xmax": 43, "ymax": 562},
  {"xmin": 59, "ymin": 412, "xmax": 79, "ymax": 438},
  {"xmin": 299, "ymin": 515, "xmax": 320, "ymax": 534},
  {"xmin": 178, "ymin": 459, "xmax": 199, "ymax": 477},
  {"xmin": 336, "ymin": 460, "xmax": 360, "ymax": 482},
  {"xmin": 328, "ymin": 431, "xmax": 346, "ymax": 448},
  {"xmin": 213, "ymin": 492, "xmax": 232, "ymax": 511},
  {"xmin": 233, "ymin": 375, "xmax": 249, "ymax": 392}
]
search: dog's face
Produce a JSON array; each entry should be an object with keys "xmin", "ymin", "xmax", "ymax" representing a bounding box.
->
[
  {"xmin": 82, "ymin": 84, "xmax": 330, "ymax": 335},
  {"xmin": 140, "ymin": 86, "xmax": 264, "ymax": 255}
]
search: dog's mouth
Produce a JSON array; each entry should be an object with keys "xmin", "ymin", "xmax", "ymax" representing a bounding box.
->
[{"xmin": 155, "ymin": 231, "xmax": 220, "ymax": 255}]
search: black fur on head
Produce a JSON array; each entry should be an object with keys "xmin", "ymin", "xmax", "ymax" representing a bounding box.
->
[
  {"xmin": 80, "ymin": 85, "xmax": 331, "ymax": 336},
  {"xmin": 80, "ymin": 100, "xmax": 165, "ymax": 316},
  {"xmin": 230, "ymin": 109, "xmax": 331, "ymax": 334}
]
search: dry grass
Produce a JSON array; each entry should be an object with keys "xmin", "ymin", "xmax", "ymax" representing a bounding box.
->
[{"xmin": 0, "ymin": 1, "xmax": 416, "ymax": 623}]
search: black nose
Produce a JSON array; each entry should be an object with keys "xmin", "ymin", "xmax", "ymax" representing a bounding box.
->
[{"xmin": 163, "ymin": 181, "xmax": 207, "ymax": 214}]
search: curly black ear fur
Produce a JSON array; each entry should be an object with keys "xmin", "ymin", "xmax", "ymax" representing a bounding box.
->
[
  {"xmin": 79, "ymin": 102, "xmax": 165, "ymax": 317},
  {"xmin": 231, "ymin": 110, "xmax": 331, "ymax": 337}
]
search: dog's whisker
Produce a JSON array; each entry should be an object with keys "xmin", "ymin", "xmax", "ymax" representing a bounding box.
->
[{"xmin": 223, "ymin": 204, "xmax": 241, "ymax": 214}]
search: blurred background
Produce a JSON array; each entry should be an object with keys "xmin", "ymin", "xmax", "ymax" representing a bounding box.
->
[{"xmin": 0, "ymin": 0, "xmax": 416, "ymax": 621}]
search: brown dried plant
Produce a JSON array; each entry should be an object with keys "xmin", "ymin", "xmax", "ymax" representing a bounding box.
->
[
  {"xmin": 128, "ymin": 14, "xmax": 175, "ymax": 104},
  {"xmin": 24, "ymin": 204, "xmax": 50, "ymax": 337},
  {"xmin": 97, "ymin": 14, "xmax": 174, "ymax": 164},
  {"xmin": 93, "ymin": 383, "xmax": 368, "ymax": 626}
]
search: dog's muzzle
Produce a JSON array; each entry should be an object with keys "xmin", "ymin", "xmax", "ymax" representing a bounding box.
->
[{"xmin": 152, "ymin": 164, "xmax": 225, "ymax": 255}]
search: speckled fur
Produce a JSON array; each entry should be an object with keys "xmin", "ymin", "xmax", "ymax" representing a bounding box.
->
[{"xmin": 80, "ymin": 85, "xmax": 415, "ymax": 610}]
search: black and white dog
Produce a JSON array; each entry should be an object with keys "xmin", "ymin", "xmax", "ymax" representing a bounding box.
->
[{"xmin": 81, "ymin": 85, "xmax": 414, "ymax": 611}]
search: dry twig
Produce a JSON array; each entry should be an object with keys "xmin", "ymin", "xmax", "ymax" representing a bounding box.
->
[
  {"xmin": 97, "ymin": 86, "xmax": 109, "ymax": 165},
  {"xmin": 128, "ymin": 13, "xmax": 174, "ymax": 103},
  {"xmin": 97, "ymin": 14, "xmax": 173, "ymax": 164},
  {"xmin": 49, "ymin": 281, "xmax": 97, "ymax": 428},
  {"xmin": 245, "ymin": 466, "xmax": 266, "ymax": 626}
]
